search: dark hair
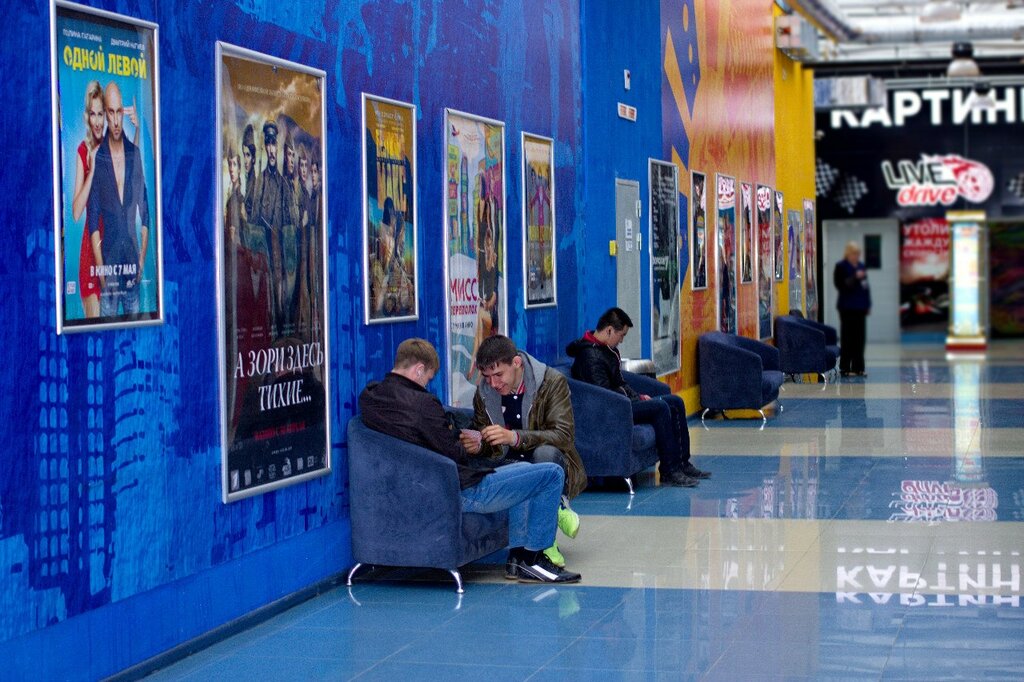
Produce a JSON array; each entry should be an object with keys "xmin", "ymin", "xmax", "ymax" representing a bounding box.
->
[
  {"xmin": 476, "ymin": 335, "xmax": 518, "ymax": 370},
  {"xmin": 596, "ymin": 307, "xmax": 633, "ymax": 332},
  {"xmin": 383, "ymin": 196, "xmax": 395, "ymax": 225},
  {"xmin": 242, "ymin": 124, "xmax": 256, "ymax": 159}
]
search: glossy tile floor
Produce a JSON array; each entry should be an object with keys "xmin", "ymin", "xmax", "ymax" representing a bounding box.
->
[{"xmin": 149, "ymin": 342, "xmax": 1024, "ymax": 681}]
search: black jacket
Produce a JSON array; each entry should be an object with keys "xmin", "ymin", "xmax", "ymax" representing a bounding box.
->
[
  {"xmin": 359, "ymin": 372, "xmax": 492, "ymax": 489},
  {"xmin": 565, "ymin": 334, "xmax": 640, "ymax": 401}
]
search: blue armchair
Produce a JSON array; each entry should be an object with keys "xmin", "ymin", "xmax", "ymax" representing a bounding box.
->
[
  {"xmin": 346, "ymin": 416, "xmax": 509, "ymax": 593},
  {"xmin": 774, "ymin": 315, "xmax": 840, "ymax": 383},
  {"xmin": 553, "ymin": 367, "xmax": 666, "ymax": 494},
  {"xmin": 698, "ymin": 332, "xmax": 784, "ymax": 422}
]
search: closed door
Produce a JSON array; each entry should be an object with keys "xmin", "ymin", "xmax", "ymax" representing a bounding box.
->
[
  {"xmin": 822, "ymin": 219, "xmax": 899, "ymax": 343},
  {"xmin": 615, "ymin": 179, "xmax": 642, "ymax": 358}
]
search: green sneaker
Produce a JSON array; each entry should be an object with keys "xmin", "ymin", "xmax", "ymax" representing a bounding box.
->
[
  {"xmin": 543, "ymin": 542, "xmax": 566, "ymax": 567},
  {"xmin": 557, "ymin": 506, "xmax": 580, "ymax": 539}
]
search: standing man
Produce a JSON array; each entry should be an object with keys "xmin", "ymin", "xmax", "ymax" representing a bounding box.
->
[
  {"xmin": 566, "ymin": 307, "xmax": 710, "ymax": 487},
  {"xmin": 833, "ymin": 241, "xmax": 871, "ymax": 377},
  {"xmin": 253, "ymin": 121, "xmax": 287, "ymax": 336},
  {"xmin": 360, "ymin": 339, "xmax": 581, "ymax": 584},
  {"xmin": 461, "ymin": 335, "xmax": 587, "ymax": 568},
  {"xmin": 88, "ymin": 81, "xmax": 149, "ymax": 318}
]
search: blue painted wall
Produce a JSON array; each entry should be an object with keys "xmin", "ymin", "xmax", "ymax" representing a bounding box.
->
[
  {"xmin": 577, "ymin": 0, "xmax": 664, "ymax": 351},
  {"xmin": 0, "ymin": 0, "xmax": 589, "ymax": 678}
]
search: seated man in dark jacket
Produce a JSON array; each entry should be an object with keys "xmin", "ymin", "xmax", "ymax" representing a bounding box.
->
[
  {"xmin": 360, "ymin": 338, "xmax": 580, "ymax": 583},
  {"xmin": 566, "ymin": 307, "xmax": 710, "ymax": 487}
]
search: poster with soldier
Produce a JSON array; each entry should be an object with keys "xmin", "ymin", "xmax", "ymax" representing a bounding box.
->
[
  {"xmin": 50, "ymin": 1, "xmax": 164, "ymax": 332},
  {"xmin": 216, "ymin": 43, "xmax": 330, "ymax": 502},
  {"xmin": 363, "ymin": 94, "xmax": 418, "ymax": 323},
  {"xmin": 690, "ymin": 171, "xmax": 708, "ymax": 290},
  {"xmin": 649, "ymin": 159, "xmax": 680, "ymax": 375},
  {"xmin": 716, "ymin": 174, "xmax": 737, "ymax": 334},
  {"xmin": 756, "ymin": 185, "xmax": 774, "ymax": 339}
]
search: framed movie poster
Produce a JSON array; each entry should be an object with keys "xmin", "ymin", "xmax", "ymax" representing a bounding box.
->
[
  {"xmin": 522, "ymin": 133, "xmax": 556, "ymax": 308},
  {"xmin": 773, "ymin": 190, "xmax": 785, "ymax": 281},
  {"xmin": 803, "ymin": 199, "xmax": 819, "ymax": 320},
  {"xmin": 362, "ymin": 94, "xmax": 418, "ymax": 323},
  {"xmin": 788, "ymin": 208, "xmax": 803, "ymax": 314},
  {"xmin": 444, "ymin": 109, "xmax": 507, "ymax": 408},
  {"xmin": 716, "ymin": 174, "xmax": 737, "ymax": 334},
  {"xmin": 739, "ymin": 181, "xmax": 754, "ymax": 284},
  {"xmin": 690, "ymin": 171, "xmax": 708, "ymax": 290},
  {"xmin": 50, "ymin": 1, "xmax": 164, "ymax": 333},
  {"xmin": 649, "ymin": 159, "xmax": 680, "ymax": 375},
  {"xmin": 216, "ymin": 43, "xmax": 330, "ymax": 503},
  {"xmin": 756, "ymin": 185, "xmax": 774, "ymax": 339}
]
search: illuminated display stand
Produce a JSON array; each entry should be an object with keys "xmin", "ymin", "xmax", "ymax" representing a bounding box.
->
[{"xmin": 945, "ymin": 211, "xmax": 988, "ymax": 353}]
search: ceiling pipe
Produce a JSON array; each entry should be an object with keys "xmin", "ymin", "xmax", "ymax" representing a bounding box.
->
[{"xmin": 788, "ymin": 0, "xmax": 1024, "ymax": 44}]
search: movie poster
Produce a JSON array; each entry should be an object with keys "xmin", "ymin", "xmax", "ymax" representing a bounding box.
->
[
  {"xmin": 690, "ymin": 171, "xmax": 708, "ymax": 290},
  {"xmin": 716, "ymin": 174, "xmax": 737, "ymax": 334},
  {"xmin": 51, "ymin": 2, "xmax": 163, "ymax": 332},
  {"xmin": 900, "ymin": 217, "xmax": 949, "ymax": 329},
  {"xmin": 773, "ymin": 190, "xmax": 784, "ymax": 281},
  {"xmin": 522, "ymin": 133, "xmax": 556, "ymax": 308},
  {"xmin": 739, "ymin": 182, "xmax": 754, "ymax": 284},
  {"xmin": 788, "ymin": 209, "xmax": 803, "ymax": 314},
  {"xmin": 216, "ymin": 44, "xmax": 330, "ymax": 502},
  {"xmin": 803, "ymin": 199, "xmax": 818, "ymax": 319},
  {"xmin": 756, "ymin": 185, "xmax": 774, "ymax": 339},
  {"xmin": 363, "ymin": 94, "xmax": 417, "ymax": 323},
  {"xmin": 444, "ymin": 110, "xmax": 507, "ymax": 407},
  {"xmin": 649, "ymin": 159, "xmax": 680, "ymax": 375}
]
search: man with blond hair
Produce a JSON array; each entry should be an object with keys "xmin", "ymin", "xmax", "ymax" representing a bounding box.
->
[{"xmin": 359, "ymin": 338, "xmax": 580, "ymax": 584}]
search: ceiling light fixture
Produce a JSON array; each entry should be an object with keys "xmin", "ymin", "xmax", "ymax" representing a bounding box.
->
[{"xmin": 947, "ymin": 42, "xmax": 981, "ymax": 78}]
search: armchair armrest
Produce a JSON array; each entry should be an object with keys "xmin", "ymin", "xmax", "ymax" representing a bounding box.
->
[
  {"xmin": 732, "ymin": 334, "xmax": 781, "ymax": 372},
  {"xmin": 564, "ymin": 376, "xmax": 635, "ymax": 473},
  {"xmin": 699, "ymin": 336, "xmax": 764, "ymax": 410}
]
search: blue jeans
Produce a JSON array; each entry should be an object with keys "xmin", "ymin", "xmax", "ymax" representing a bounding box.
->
[
  {"xmin": 632, "ymin": 394, "xmax": 691, "ymax": 473},
  {"xmin": 460, "ymin": 462, "xmax": 563, "ymax": 552},
  {"xmin": 100, "ymin": 281, "xmax": 140, "ymax": 317}
]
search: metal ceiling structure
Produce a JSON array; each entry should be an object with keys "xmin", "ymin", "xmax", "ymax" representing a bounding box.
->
[{"xmin": 787, "ymin": 0, "xmax": 1024, "ymax": 75}]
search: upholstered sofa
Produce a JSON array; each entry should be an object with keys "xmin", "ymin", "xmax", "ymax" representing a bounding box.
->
[
  {"xmin": 346, "ymin": 416, "xmax": 509, "ymax": 593},
  {"xmin": 553, "ymin": 366, "xmax": 663, "ymax": 494},
  {"xmin": 698, "ymin": 332, "xmax": 784, "ymax": 422},
  {"xmin": 774, "ymin": 315, "xmax": 840, "ymax": 383}
]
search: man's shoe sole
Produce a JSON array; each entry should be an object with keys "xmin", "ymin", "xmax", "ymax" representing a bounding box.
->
[{"xmin": 517, "ymin": 568, "xmax": 581, "ymax": 584}]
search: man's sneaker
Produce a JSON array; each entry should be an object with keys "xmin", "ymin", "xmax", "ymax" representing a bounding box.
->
[
  {"xmin": 661, "ymin": 469, "xmax": 699, "ymax": 487},
  {"xmin": 543, "ymin": 542, "xmax": 566, "ymax": 567},
  {"xmin": 557, "ymin": 506, "xmax": 580, "ymax": 539},
  {"xmin": 681, "ymin": 463, "xmax": 711, "ymax": 479},
  {"xmin": 517, "ymin": 553, "xmax": 581, "ymax": 584}
]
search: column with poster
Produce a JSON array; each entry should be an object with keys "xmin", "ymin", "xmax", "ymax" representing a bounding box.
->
[
  {"xmin": 444, "ymin": 110, "xmax": 507, "ymax": 407},
  {"xmin": 739, "ymin": 182, "xmax": 754, "ymax": 284},
  {"xmin": 216, "ymin": 44, "xmax": 330, "ymax": 502},
  {"xmin": 716, "ymin": 174, "xmax": 737, "ymax": 334},
  {"xmin": 362, "ymin": 94, "xmax": 418, "ymax": 323},
  {"xmin": 788, "ymin": 209, "xmax": 803, "ymax": 313},
  {"xmin": 522, "ymin": 133, "xmax": 556, "ymax": 308},
  {"xmin": 756, "ymin": 185, "xmax": 774, "ymax": 339},
  {"xmin": 691, "ymin": 171, "xmax": 708, "ymax": 290},
  {"xmin": 51, "ymin": 2, "xmax": 164, "ymax": 333},
  {"xmin": 649, "ymin": 159, "xmax": 680, "ymax": 375},
  {"xmin": 803, "ymin": 199, "xmax": 818, "ymax": 319}
]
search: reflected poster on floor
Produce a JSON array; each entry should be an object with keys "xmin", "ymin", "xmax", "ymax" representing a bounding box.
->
[
  {"xmin": 444, "ymin": 110, "xmax": 507, "ymax": 407},
  {"xmin": 216, "ymin": 43, "xmax": 330, "ymax": 502}
]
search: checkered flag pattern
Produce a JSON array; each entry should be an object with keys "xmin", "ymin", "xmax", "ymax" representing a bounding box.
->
[
  {"xmin": 1007, "ymin": 172, "xmax": 1024, "ymax": 199},
  {"xmin": 835, "ymin": 174, "xmax": 868, "ymax": 214},
  {"xmin": 816, "ymin": 158, "xmax": 839, "ymax": 197}
]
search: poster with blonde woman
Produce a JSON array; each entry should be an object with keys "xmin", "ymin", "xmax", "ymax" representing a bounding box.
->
[{"xmin": 51, "ymin": 2, "xmax": 163, "ymax": 332}]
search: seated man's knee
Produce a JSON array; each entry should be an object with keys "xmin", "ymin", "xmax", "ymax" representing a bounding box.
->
[{"xmin": 527, "ymin": 445, "xmax": 565, "ymax": 469}]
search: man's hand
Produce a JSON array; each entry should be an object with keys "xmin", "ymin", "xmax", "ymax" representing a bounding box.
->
[
  {"xmin": 639, "ymin": 394, "xmax": 652, "ymax": 401},
  {"xmin": 459, "ymin": 429, "xmax": 482, "ymax": 454},
  {"xmin": 480, "ymin": 424, "xmax": 516, "ymax": 447}
]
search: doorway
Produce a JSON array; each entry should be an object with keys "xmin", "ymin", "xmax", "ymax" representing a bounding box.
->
[{"xmin": 615, "ymin": 179, "xmax": 642, "ymax": 358}]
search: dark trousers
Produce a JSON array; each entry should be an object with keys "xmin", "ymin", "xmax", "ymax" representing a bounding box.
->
[
  {"xmin": 631, "ymin": 394, "xmax": 691, "ymax": 474},
  {"xmin": 514, "ymin": 444, "xmax": 568, "ymax": 497},
  {"xmin": 839, "ymin": 309, "xmax": 867, "ymax": 373}
]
